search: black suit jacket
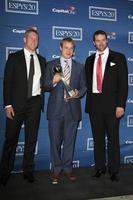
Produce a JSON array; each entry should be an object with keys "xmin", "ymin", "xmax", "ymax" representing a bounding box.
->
[
  {"xmin": 85, "ymin": 50, "xmax": 128, "ymax": 114},
  {"xmin": 3, "ymin": 49, "xmax": 46, "ymax": 111}
]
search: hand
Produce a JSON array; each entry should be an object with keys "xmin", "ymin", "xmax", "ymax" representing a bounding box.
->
[
  {"xmin": 116, "ymin": 107, "xmax": 124, "ymax": 118},
  {"xmin": 5, "ymin": 106, "xmax": 15, "ymax": 119},
  {"xmin": 65, "ymin": 89, "xmax": 79, "ymax": 101},
  {"xmin": 52, "ymin": 74, "xmax": 62, "ymax": 84}
]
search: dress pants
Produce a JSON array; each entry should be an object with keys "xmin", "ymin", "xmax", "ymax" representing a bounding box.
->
[
  {"xmin": 0, "ymin": 96, "xmax": 41, "ymax": 177},
  {"xmin": 48, "ymin": 101, "xmax": 79, "ymax": 175},
  {"xmin": 89, "ymin": 94, "xmax": 120, "ymax": 174}
]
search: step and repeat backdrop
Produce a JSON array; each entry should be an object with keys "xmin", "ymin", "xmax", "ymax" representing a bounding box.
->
[{"xmin": 0, "ymin": 0, "xmax": 133, "ymax": 172}]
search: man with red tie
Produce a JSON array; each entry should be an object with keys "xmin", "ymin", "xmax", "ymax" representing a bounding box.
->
[{"xmin": 85, "ymin": 30, "xmax": 128, "ymax": 181}]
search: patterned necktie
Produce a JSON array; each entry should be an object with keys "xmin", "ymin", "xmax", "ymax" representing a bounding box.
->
[
  {"xmin": 28, "ymin": 54, "xmax": 34, "ymax": 98},
  {"xmin": 64, "ymin": 60, "xmax": 70, "ymax": 84},
  {"xmin": 64, "ymin": 60, "xmax": 70, "ymax": 98},
  {"xmin": 96, "ymin": 54, "xmax": 103, "ymax": 93}
]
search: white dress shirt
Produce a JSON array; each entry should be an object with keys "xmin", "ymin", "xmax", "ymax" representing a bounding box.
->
[
  {"xmin": 92, "ymin": 47, "xmax": 109, "ymax": 93},
  {"xmin": 24, "ymin": 48, "xmax": 41, "ymax": 96}
]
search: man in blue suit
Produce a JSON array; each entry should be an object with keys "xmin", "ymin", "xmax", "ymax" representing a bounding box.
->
[{"xmin": 45, "ymin": 37, "xmax": 86, "ymax": 184}]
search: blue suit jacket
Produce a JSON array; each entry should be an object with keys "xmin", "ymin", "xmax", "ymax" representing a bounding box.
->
[{"xmin": 45, "ymin": 58, "xmax": 86, "ymax": 121}]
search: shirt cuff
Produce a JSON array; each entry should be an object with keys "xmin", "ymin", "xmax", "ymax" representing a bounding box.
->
[{"xmin": 5, "ymin": 105, "xmax": 12, "ymax": 109}]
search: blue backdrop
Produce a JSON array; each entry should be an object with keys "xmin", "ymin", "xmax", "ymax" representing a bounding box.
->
[{"xmin": 0, "ymin": 0, "xmax": 133, "ymax": 172}]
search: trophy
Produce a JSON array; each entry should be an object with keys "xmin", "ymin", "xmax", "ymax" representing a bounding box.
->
[{"xmin": 53, "ymin": 64, "xmax": 75, "ymax": 97}]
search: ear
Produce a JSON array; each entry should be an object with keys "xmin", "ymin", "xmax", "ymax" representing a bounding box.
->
[
  {"xmin": 93, "ymin": 41, "xmax": 96, "ymax": 46},
  {"xmin": 60, "ymin": 46, "xmax": 62, "ymax": 52},
  {"xmin": 23, "ymin": 37, "xmax": 26, "ymax": 43}
]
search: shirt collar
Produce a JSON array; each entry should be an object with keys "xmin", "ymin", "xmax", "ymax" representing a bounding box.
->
[
  {"xmin": 96, "ymin": 47, "xmax": 109, "ymax": 57},
  {"xmin": 24, "ymin": 48, "xmax": 36, "ymax": 57},
  {"xmin": 60, "ymin": 56, "xmax": 72, "ymax": 67}
]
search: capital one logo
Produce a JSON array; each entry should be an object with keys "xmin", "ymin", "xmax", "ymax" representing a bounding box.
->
[
  {"xmin": 52, "ymin": 26, "xmax": 82, "ymax": 41},
  {"xmin": 5, "ymin": 0, "xmax": 39, "ymax": 15},
  {"xmin": 128, "ymin": 74, "xmax": 133, "ymax": 86},
  {"xmin": 124, "ymin": 156, "xmax": 133, "ymax": 164},
  {"xmin": 89, "ymin": 6, "xmax": 117, "ymax": 21},
  {"xmin": 128, "ymin": 32, "xmax": 133, "ymax": 44},
  {"xmin": 127, "ymin": 115, "xmax": 133, "ymax": 127},
  {"xmin": 128, "ymin": 57, "xmax": 133, "ymax": 62},
  {"xmin": 16, "ymin": 141, "xmax": 38, "ymax": 156}
]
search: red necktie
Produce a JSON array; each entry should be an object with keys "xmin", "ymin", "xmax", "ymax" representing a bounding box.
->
[{"xmin": 96, "ymin": 54, "xmax": 103, "ymax": 93}]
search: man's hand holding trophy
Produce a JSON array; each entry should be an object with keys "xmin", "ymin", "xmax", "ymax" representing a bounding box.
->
[{"xmin": 52, "ymin": 64, "xmax": 79, "ymax": 101}]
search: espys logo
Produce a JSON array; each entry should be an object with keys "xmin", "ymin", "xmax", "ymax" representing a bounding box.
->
[
  {"xmin": 127, "ymin": 115, "xmax": 133, "ymax": 127},
  {"xmin": 6, "ymin": 47, "xmax": 39, "ymax": 60},
  {"xmin": 52, "ymin": 26, "xmax": 82, "ymax": 41},
  {"xmin": 5, "ymin": 0, "xmax": 39, "ymax": 15},
  {"xmin": 128, "ymin": 74, "xmax": 133, "ymax": 86},
  {"xmin": 72, "ymin": 160, "xmax": 79, "ymax": 168},
  {"xmin": 124, "ymin": 156, "xmax": 133, "ymax": 164},
  {"xmin": 6, "ymin": 47, "xmax": 22, "ymax": 60},
  {"xmin": 87, "ymin": 137, "xmax": 107, "ymax": 150},
  {"xmin": 89, "ymin": 6, "xmax": 117, "ymax": 21},
  {"xmin": 16, "ymin": 141, "xmax": 38, "ymax": 156},
  {"xmin": 87, "ymin": 138, "xmax": 94, "ymax": 150},
  {"xmin": 128, "ymin": 32, "xmax": 133, "ymax": 44},
  {"xmin": 78, "ymin": 121, "xmax": 82, "ymax": 130},
  {"xmin": 52, "ymin": 6, "xmax": 76, "ymax": 15},
  {"xmin": 50, "ymin": 160, "xmax": 79, "ymax": 169},
  {"xmin": 89, "ymin": 51, "xmax": 96, "ymax": 56}
]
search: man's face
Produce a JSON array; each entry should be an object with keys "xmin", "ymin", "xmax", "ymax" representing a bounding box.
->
[
  {"xmin": 93, "ymin": 34, "xmax": 108, "ymax": 52},
  {"xmin": 24, "ymin": 31, "xmax": 38, "ymax": 52},
  {"xmin": 60, "ymin": 41, "xmax": 74, "ymax": 59}
]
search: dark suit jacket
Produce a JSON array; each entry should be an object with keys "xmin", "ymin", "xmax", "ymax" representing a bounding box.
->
[
  {"xmin": 85, "ymin": 50, "xmax": 128, "ymax": 114},
  {"xmin": 44, "ymin": 58, "xmax": 86, "ymax": 121},
  {"xmin": 3, "ymin": 49, "xmax": 46, "ymax": 111}
]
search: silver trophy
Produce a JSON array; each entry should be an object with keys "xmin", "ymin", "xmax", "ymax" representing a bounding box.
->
[{"xmin": 53, "ymin": 64, "xmax": 75, "ymax": 97}]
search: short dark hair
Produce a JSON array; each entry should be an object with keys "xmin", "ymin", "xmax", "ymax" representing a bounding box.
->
[
  {"xmin": 60, "ymin": 37, "xmax": 75, "ymax": 50},
  {"xmin": 93, "ymin": 30, "xmax": 107, "ymax": 41},
  {"xmin": 24, "ymin": 28, "xmax": 39, "ymax": 38}
]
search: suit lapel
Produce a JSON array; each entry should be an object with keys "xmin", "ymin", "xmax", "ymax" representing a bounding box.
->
[
  {"xmin": 70, "ymin": 60, "xmax": 76, "ymax": 85},
  {"xmin": 20, "ymin": 50, "xmax": 28, "ymax": 81},
  {"xmin": 37, "ymin": 54, "xmax": 43, "ymax": 75},
  {"xmin": 89, "ymin": 54, "xmax": 95, "ymax": 85},
  {"xmin": 103, "ymin": 50, "xmax": 114, "ymax": 80}
]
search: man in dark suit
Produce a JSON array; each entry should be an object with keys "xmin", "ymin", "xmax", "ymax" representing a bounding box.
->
[
  {"xmin": 0, "ymin": 29, "xmax": 46, "ymax": 186},
  {"xmin": 85, "ymin": 30, "xmax": 128, "ymax": 181},
  {"xmin": 45, "ymin": 37, "xmax": 86, "ymax": 184}
]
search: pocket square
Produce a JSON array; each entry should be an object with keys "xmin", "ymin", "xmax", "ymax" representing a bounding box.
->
[{"xmin": 110, "ymin": 62, "xmax": 116, "ymax": 66}]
